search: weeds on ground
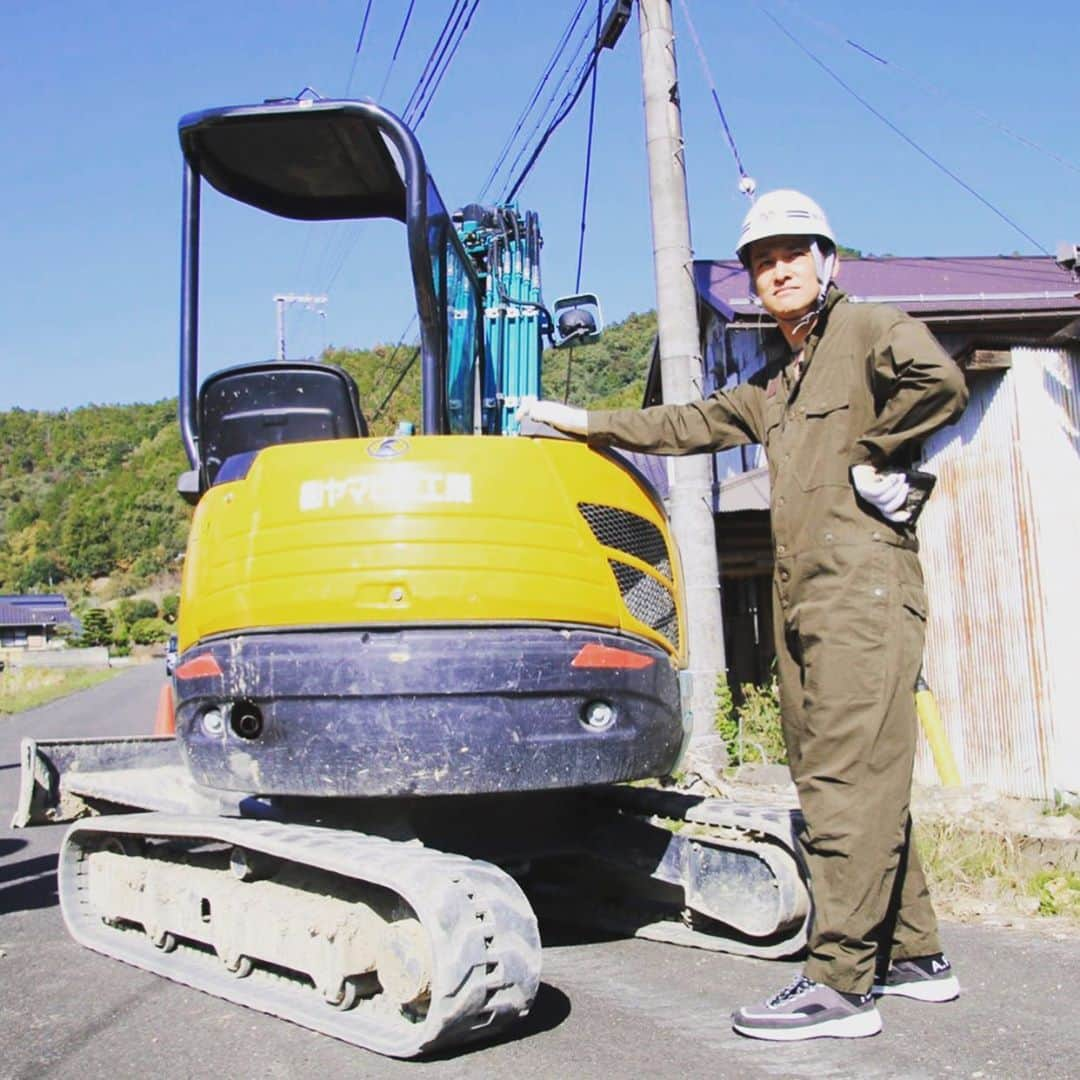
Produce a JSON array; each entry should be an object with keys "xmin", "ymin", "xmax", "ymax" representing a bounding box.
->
[
  {"xmin": 915, "ymin": 818, "xmax": 1080, "ymax": 924},
  {"xmin": 715, "ymin": 674, "xmax": 786, "ymax": 766},
  {"xmin": 0, "ymin": 665, "xmax": 120, "ymax": 714},
  {"xmin": 1042, "ymin": 794, "xmax": 1080, "ymax": 821}
]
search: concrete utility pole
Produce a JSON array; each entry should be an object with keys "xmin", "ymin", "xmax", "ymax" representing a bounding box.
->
[
  {"xmin": 274, "ymin": 294, "xmax": 328, "ymax": 362},
  {"xmin": 638, "ymin": 0, "xmax": 727, "ymax": 766}
]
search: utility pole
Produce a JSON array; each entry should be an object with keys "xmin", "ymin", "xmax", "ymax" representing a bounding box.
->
[
  {"xmin": 638, "ymin": 0, "xmax": 727, "ymax": 768},
  {"xmin": 274, "ymin": 294, "xmax": 328, "ymax": 362}
]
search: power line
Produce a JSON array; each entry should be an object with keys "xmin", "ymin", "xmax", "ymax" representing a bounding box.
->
[
  {"xmin": 377, "ymin": 0, "xmax": 418, "ymax": 102},
  {"xmin": 504, "ymin": 38, "xmax": 602, "ymax": 203},
  {"xmin": 574, "ymin": 0, "xmax": 603, "ymax": 292},
  {"xmin": 411, "ymin": 0, "xmax": 482, "ymax": 128},
  {"xmin": 344, "ymin": 0, "xmax": 377, "ymax": 97},
  {"xmin": 372, "ymin": 345, "xmax": 421, "ymax": 421},
  {"xmin": 497, "ymin": 17, "xmax": 598, "ymax": 201},
  {"xmin": 676, "ymin": 0, "xmax": 755, "ymax": 198},
  {"xmin": 476, "ymin": 0, "xmax": 592, "ymax": 201},
  {"xmin": 401, "ymin": 1, "xmax": 467, "ymax": 122},
  {"xmin": 756, "ymin": 3, "xmax": 1051, "ymax": 255},
  {"xmin": 767, "ymin": 0, "xmax": 1080, "ymax": 178}
]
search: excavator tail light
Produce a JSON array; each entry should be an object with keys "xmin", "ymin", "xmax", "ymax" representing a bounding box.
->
[
  {"xmin": 571, "ymin": 643, "xmax": 655, "ymax": 670},
  {"xmin": 176, "ymin": 655, "xmax": 223, "ymax": 680}
]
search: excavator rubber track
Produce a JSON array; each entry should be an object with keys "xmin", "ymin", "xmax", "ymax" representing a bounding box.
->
[
  {"xmin": 59, "ymin": 813, "xmax": 541, "ymax": 1059},
  {"xmin": 550, "ymin": 787, "xmax": 811, "ymax": 960}
]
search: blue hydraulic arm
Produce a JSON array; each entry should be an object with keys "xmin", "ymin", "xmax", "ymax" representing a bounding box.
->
[{"xmin": 455, "ymin": 205, "xmax": 550, "ymax": 434}]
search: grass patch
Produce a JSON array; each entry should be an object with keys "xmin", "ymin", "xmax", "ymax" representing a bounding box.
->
[
  {"xmin": 0, "ymin": 664, "xmax": 121, "ymax": 714},
  {"xmin": 1043, "ymin": 795, "xmax": 1080, "ymax": 821},
  {"xmin": 715, "ymin": 674, "xmax": 786, "ymax": 766},
  {"xmin": 915, "ymin": 818, "xmax": 1080, "ymax": 924}
]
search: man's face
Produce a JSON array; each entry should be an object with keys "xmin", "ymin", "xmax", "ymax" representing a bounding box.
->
[{"xmin": 747, "ymin": 236, "xmax": 820, "ymax": 322}]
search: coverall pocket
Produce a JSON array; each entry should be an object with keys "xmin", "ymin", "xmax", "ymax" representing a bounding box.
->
[
  {"xmin": 899, "ymin": 582, "xmax": 927, "ymax": 621},
  {"xmin": 794, "ymin": 396, "xmax": 851, "ymax": 491}
]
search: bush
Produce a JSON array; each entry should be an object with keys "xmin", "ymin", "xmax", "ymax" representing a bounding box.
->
[
  {"xmin": 132, "ymin": 598, "xmax": 159, "ymax": 620},
  {"xmin": 161, "ymin": 593, "xmax": 180, "ymax": 623},
  {"xmin": 715, "ymin": 673, "xmax": 787, "ymax": 766},
  {"xmin": 130, "ymin": 617, "xmax": 170, "ymax": 645}
]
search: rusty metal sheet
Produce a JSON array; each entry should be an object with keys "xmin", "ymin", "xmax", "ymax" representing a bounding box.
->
[{"xmin": 917, "ymin": 346, "xmax": 1080, "ymax": 799}]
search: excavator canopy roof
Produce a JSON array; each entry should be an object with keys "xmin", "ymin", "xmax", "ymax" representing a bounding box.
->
[{"xmin": 178, "ymin": 98, "xmax": 409, "ymax": 222}]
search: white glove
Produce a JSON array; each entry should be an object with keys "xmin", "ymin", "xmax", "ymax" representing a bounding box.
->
[
  {"xmin": 851, "ymin": 464, "xmax": 911, "ymax": 523},
  {"xmin": 515, "ymin": 398, "xmax": 588, "ymax": 435}
]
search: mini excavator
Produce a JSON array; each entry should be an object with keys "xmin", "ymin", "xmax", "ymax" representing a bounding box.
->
[{"xmin": 13, "ymin": 95, "xmax": 808, "ymax": 1058}]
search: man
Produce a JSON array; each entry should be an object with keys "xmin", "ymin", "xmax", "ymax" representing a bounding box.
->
[{"xmin": 518, "ymin": 190, "xmax": 968, "ymax": 1040}]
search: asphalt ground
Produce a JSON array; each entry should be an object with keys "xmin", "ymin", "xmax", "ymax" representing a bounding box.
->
[{"xmin": 1, "ymin": 663, "xmax": 1076, "ymax": 1079}]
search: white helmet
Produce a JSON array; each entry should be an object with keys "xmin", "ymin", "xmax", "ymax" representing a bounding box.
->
[{"xmin": 736, "ymin": 189, "xmax": 836, "ymax": 268}]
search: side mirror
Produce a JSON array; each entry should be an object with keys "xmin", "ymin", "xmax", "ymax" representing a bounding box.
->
[
  {"xmin": 552, "ymin": 293, "xmax": 603, "ymax": 348},
  {"xmin": 177, "ymin": 469, "xmax": 202, "ymax": 506}
]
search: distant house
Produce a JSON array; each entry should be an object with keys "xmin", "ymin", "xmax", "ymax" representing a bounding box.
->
[
  {"xmin": 649, "ymin": 254, "xmax": 1080, "ymax": 799},
  {"xmin": 0, "ymin": 594, "xmax": 77, "ymax": 649}
]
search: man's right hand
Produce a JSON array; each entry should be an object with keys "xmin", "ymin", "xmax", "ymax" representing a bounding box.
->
[
  {"xmin": 515, "ymin": 399, "xmax": 588, "ymax": 435},
  {"xmin": 851, "ymin": 464, "xmax": 911, "ymax": 522}
]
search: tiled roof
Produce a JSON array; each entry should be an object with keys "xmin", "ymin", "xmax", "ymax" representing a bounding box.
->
[
  {"xmin": 694, "ymin": 255, "xmax": 1080, "ymax": 319},
  {"xmin": 0, "ymin": 596, "xmax": 74, "ymax": 627}
]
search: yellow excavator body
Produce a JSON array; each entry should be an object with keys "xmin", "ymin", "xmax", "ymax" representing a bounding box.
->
[{"xmin": 179, "ymin": 434, "xmax": 685, "ymax": 666}]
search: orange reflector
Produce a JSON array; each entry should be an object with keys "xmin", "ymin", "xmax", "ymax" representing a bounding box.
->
[
  {"xmin": 175, "ymin": 654, "xmax": 222, "ymax": 679},
  {"xmin": 571, "ymin": 643, "xmax": 654, "ymax": 670}
]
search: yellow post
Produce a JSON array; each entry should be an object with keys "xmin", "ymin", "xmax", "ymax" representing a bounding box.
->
[{"xmin": 915, "ymin": 671, "xmax": 961, "ymax": 787}]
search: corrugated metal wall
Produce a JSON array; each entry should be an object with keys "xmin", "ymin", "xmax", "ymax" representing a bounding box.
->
[
  {"xmin": 1014, "ymin": 346, "xmax": 1080, "ymax": 797},
  {"xmin": 918, "ymin": 346, "xmax": 1080, "ymax": 798}
]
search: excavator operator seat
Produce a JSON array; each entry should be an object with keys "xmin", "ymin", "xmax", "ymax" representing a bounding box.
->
[{"xmin": 198, "ymin": 360, "xmax": 368, "ymax": 487}]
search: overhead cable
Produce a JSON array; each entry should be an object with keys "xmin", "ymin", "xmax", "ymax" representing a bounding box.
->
[
  {"xmin": 767, "ymin": 0, "xmax": 1080, "ymax": 178},
  {"xmin": 344, "ymin": 0, "xmax": 377, "ymax": 97},
  {"xmin": 411, "ymin": 0, "xmax": 482, "ymax": 128},
  {"xmin": 476, "ymin": 0, "xmax": 592, "ymax": 201},
  {"xmin": 402, "ymin": 0, "xmax": 467, "ymax": 123},
  {"xmin": 497, "ymin": 13, "xmax": 600, "ymax": 201},
  {"xmin": 676, "ymin": 0, "xmax": 756, "ymax": 198},
  {"xmin": 504, "ymin": 43, "xmax": 600, "ymax": 203},
  {"xmin": 574, "ymin": 0, "xmax": 603, "ymax": 292},
  {"xmin": 377, "ymin": 0, "xmax": 417, "ymax": 102},
  {"xmin": 372, "ymin": 345, "xmax": 421, "ymax": 421},
  {"xmin": 757, "ymin": 3, "xmax": 1051, "ymax": 255}
]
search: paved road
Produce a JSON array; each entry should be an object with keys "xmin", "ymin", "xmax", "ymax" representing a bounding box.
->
[{"xmin": 1, "ymin": 665, "xmax": 1076, "ymax": 1079}]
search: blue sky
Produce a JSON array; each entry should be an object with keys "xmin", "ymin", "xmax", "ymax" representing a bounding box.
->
[{"xmin": 1, "ymin": 0, "xmax": 1076, "ymax": 411}]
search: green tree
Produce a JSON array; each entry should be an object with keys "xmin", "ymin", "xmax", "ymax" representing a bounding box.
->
[
  {"xmin": 14, "ymin": 553, "xmax": 65, "ymax": 591},
  {"xmin": 79, "ymin": 608, "xmax": 113, "ymax": 647},
  {"xmin": 161, "ymin": 593, "xmax": 180, "ymax": 623}
]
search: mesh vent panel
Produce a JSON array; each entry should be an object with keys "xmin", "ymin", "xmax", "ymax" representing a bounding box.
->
[
  {"xmin": 578, "ymin": 503, "xmax": 670, "ymax": 577},
  {"xmin": 608, "ymin": 560, "xmax": 679, "ymax": 649}
]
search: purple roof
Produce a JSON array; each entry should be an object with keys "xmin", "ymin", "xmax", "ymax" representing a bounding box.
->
[
  {"xmin": 0, "ymin": 595, "xmax": 74, "ymax": 627},
  {"xmin": 694, "ymin": 255, "xmax": 1080, "ymax": 319}
]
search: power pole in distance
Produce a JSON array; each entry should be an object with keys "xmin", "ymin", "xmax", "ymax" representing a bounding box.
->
[
  {"xmin": 274, "ymin": 294, "xmax": 328, "ymax": 362},
  {"xmin": 638, "ymin": 0, "xmax": 727, "ymax": 768}
]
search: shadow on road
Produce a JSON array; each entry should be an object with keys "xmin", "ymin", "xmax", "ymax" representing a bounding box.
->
[
  {"xmin": 422, "ymin": 981, "xmax": 573, "ymax": 1061},
  {"xmin": 0, "ymin": 837, "xmax": 28, "ymax": 858},
  {"xmin": 539, "ymin": 918, "xmax": 630, "ymax": 948},
  {"xmin": 0, "ymin": 852, "xmax": 59, "ymax": 914}
]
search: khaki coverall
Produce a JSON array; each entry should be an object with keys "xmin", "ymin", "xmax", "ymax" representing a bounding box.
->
[{"xmin": 588, "ymin": 287, "xmax": 969, "ymax": 994}]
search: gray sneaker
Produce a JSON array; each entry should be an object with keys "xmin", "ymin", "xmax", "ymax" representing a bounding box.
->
[
  {"xmin": 732, "ymin": 974, "xmax": 882, "ymax": 1041},
  {"xmin": 873, "ymin": 953, "xmax": 960, "ymax": 1002}
]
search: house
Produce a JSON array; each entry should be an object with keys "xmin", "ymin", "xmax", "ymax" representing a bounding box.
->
[
  {"xmin": 657, "ymin": 253, "xmax": 1080, "ymax": 800},
  {"xmin": 0, "ymin": 594, "xmax": 77, "ymax": 649}
]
